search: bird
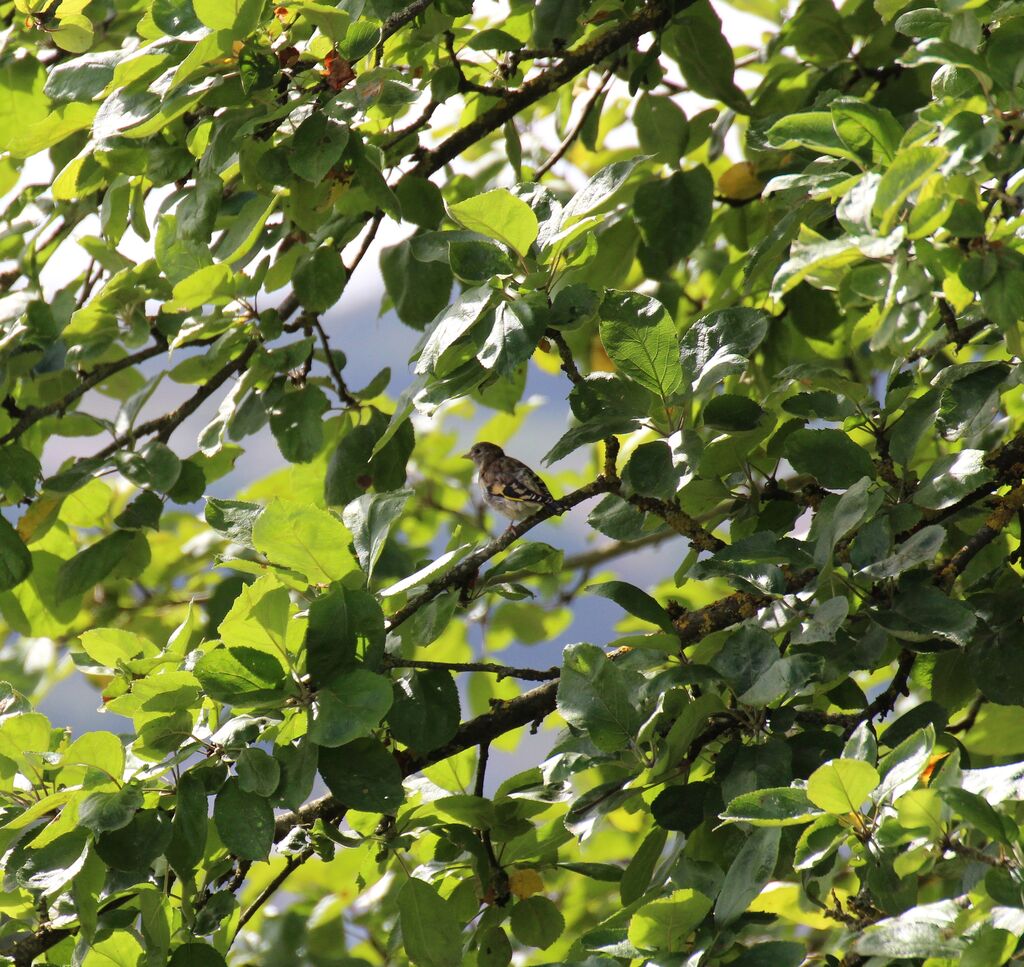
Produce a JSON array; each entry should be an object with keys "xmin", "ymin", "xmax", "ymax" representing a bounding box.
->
[{"xmin": 464, "ymin": 442, "xmax": 561, "ymax": 524}]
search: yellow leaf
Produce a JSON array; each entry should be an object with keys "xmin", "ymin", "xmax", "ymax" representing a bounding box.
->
[
  {"xmin": 508, "ymin": 868, "xmax": 544, "ymax": 899},
  {"xmin": 717, "ymin": 162, "xmax": 763, "ymax": 201}
]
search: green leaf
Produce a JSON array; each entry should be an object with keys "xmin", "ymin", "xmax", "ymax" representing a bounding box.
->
[
  {"xmin": 325, "ymin": 412, "xmax": 414, "ymax": 505},
  {"xmin": 193, "ymin": 644, "xmax": 287, "ymax": 705},
  {"xmin": 165, "ymin": 263, "xmax": 237, "ymax": 312},
  {"xmin": 214, "ymin": 777, "xmax": 275, "ymax": 861},
  {"xmin": 794, "ymin": 815, "xmax": 847, "ymax": 870},
  {"xmin": 397, "ymin": 878, "xmax": 464, "ymax": 967},
  {"xmin": 342, "ymin": 489, "xmax": 412, "ymax": 582},
  {"xmin": 205, "ymin": 497, "xmax": 262, "ymax": 548},
  {"xmin": 486, "ymin": 541, "xmax": 564, "ymax": 581},
  {"xmin": 114, "ymin": 442, "xmax": 182, "ymax": 492},
  {"xmin": 738, "ymin": 654, "xmax": 824, "ymax": 706},
  {"xmin": 0, "ymin": 515, "xmax": 31, "ymax": 590},
  {"xmin": 783, "ymin": 429, "xmax": 874, "ymax": 489},
  {"xmin": 82, "ymin": 931, "xmax": 146, "ymax": 967},
  {"xmin": 114, "ymin": 490, "xmax": 164, "ymax": 530},
  {"xmin": 729, "ymin": 942, "xmax": 807, "ymax": 967},
  {"xmin": 43, "ymin": 49, "xmax": 120, "ymax": 103},
  {"xmin": 710, "ymin": 624, "xmax": 779, "ymax": 697},
  {"xmin": 680, "ymin": 307, "xmax": 769, "ymax": 395},
  {"xmin": 387, "ymin": 669, "xmax": 461, "ymax": 755},
  {"xmin": 477, "ymin": 926, "xmax": 512, "ymax": 967},
  {"xmin": 767, "ymin": 112, "xmax": 861, "ymax": 163},
  {"xmin": 635, "ymin": 94, "xmax": 689, "ymax": 164},
  {"xmin": 448, "ymin": 189, "xmax": 538, "ymax": 258},
  {"xmin": 167, "ymin": 772, "xmax": 208, "ymax": 876},
  {"xmin": 268, "ymin": 386, "xmax": 329, "ymax": 464},
  {"xmin": 478, "ymin": 299, "xmax": 548, "ymax": 377},
  {"xmin": 807, "ymin": 759, "xmax": 880, "ymax": 814},
  {"xmin": 620, "ymin": 827, "xmax": 668, "ymax": 905},
  {"xmin": 634, "ymin": 167, "xmax": 713, "ymax": 278},
  {"xmin": 703, "ymin": 394, "xmax": 766, "ymax": 432},
  {"xmin": 559, "ymin": 158, "xmax": 640, "ymax": 225},
  {"xmin": 854, "ymin": 918, "xmax": 965, "ymax": 958},
  {"xmin": 294, "ymin": 247, "xmax": 347, "ymax": 313},
  {"xmin": 77, "ymin": 784, "xmax": 144, "ymax": 834},
  {"xmin": 666, "ymin": 0, "xmax": 751, "ymax": 112},
  {"xmin": 309, "ymin": 668, "xmax": 393, "ymax": 747},
  {"xmin": 235, "ymin": 748, "xmax": 281, "ymax": 797},
  {"xmin": 380, "ymin": 237, "xmax": 454, "ymax": 329},
  {"xmin": 289, "ymin": 113, "xmax": 349, "ymax": 183},
  {"xmin": 95, "ymin": 809, "xmax": 172, "ymax": 871},
  {"xmin": 557, "ymin": 642, "xmax": 644, "ymax": 752},
  {"xmin": 873, "ymin": 145, "xmax": 948, "ymax": 232},
  {"xmin": 720, "ymin": 787, "xmax": 822, "ymax": 827},
  {"xmin": 509, "ymin": 895, "xmax": 565, "ymax": 950},
  {"xmin": 78, "ymin": 627, "xmax": 155, "ymax": 667},
  {"xmin": 831, "ymin": 97, "xmax": 903, "ymax": 164},
  {"xmin": 912, "ymin": 449, "xmax": 992, "ymax": 509},
  {"xmin": 628, "ymin": 889, "xmax": 712, "ymax": 952},
  {"xmin": 541, "ymin": 415, "xmax": 639, "ymax": 466},
  {"xmin": 862, "ymin": 525, "xmax": 945, "ymax": 579},
  {"xmin": 318, "ymin": 737, "xmax": 404, "ymax": 812},
  {"xmin": 415, "ymin": 284, "xmax": 495, "ymax": 375},
  {"xmin": 588, "ymin": 581, "xmax": 675, "ymax": 633},
  {"xmin": 56, "ymin": 530, "xmax": 139, "ymax": 601},
  {"xmin": 168, "ymin": 943, "xmax": 227, "ymax": 967},
  {"xmin": 714, "ymin": 827, "xmax": 781, "ymax": 925},
  {"xmin": 193, "ymin": 0, "xmax": 262, "ymax": 34},
  {"xmin": 599, "ymin": 291, "xmax": 681, "ymax": 400},
  {"xmin": 251, "ymin": 498, "xmax": 356, "ymax": 584},
  {"xmin": 305, "ymin": 586, "xmax": 383, "ymax": 684}
]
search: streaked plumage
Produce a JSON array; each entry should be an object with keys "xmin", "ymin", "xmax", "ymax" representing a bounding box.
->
[{"xmin": 464, "ymin": 442, "xmax": 560, "ymax": 522}]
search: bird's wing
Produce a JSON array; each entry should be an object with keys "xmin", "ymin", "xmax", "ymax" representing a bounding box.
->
[{"xmin": 486, "ymin": 458, "xmax": 555, "ymax": 504}]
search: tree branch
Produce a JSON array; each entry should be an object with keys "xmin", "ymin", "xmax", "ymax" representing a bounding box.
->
[
  {"xmin": 90, "ymin": 341, "xmax": 257, "ymax": 463},
  {"xmin": 536, "ymin": 65, "xmax": 616, "ymax": 177},
  {"xmin": 625, "ymin": 494, "xmax": 724, "ymax": 552},
  {"xmin": 936, "ymin": 482, "xmax": 1024, "ymax": 589},
  {"xmin": 383, "ymin": 657, "xmax": 560, "ymax": 681},
  {"xmin": 376, "ymin": 0, "xmax": 435, "ymax": 66},
  {"xmin": 384, "ymin": 476, "xmax": 617, "ymax": 632},
  {"xmin": 411, "ymin": 0, "xmax": 686, "ymax": 177},
  {"xmin": 234, "ymin": 851, "xmax": 311, "ymax": 936},
  {"xmin": 309, "ymin": 315, "xmax": 359, "ymax": 407},
  {"xmin": 0, "ymin": 341, "xmax": 166, "ymax": 446}
]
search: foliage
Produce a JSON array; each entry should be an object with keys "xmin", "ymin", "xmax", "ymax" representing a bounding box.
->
[{"xmin": 2, "ymin": 0, "xmax": 1024, "ymax": 964}]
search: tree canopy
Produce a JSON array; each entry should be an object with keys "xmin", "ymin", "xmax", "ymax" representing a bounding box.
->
[{"xmin": 3, "ymin": 0, "xmax": 1024, "ymax": 964}]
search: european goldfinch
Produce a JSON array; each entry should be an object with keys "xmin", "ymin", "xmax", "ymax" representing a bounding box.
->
[{"xmin": 464, "ymin": 442, "xmax": 560, "ymax": 523}]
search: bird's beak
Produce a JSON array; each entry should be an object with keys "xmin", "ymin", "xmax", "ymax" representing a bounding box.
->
[{"xmin": 462, "ymin": 451, "xmax": 473, "ymax": 460}]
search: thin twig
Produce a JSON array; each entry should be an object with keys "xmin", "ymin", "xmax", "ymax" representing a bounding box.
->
[
  {"xmin": 310, "ymin": 315, "xmax": 359, "ymax": 407},
  {"xmin": 445, "ymin": 30, "xmax": 508, "ymax": 97},
  {"xmin": 0, "ymin": 341, "xmax": 167, "ymax": 446},
  {"xmin": 234, "ymin": 852, "xmax": 310, "ymax": 935},
  {"xmin": 536, "ymin": 65, "xmax": 616, "ymax": 177},
  {"xmin": 90, "ymin": 341, "xmax": 257, "ymax": 462},
  {"xmin": 384, "ymin": 477, "xmax": 616, "ymax": 632}
]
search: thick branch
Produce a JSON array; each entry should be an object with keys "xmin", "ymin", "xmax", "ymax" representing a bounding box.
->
[
  {"xmin": 936, "ymin": 482, "xmax": 1024, "ymax": 589},
  {"xmin": 376, "ymin": 0, "xmax": 435, "ymax": 65},
  {"xmin": 625, "ymin": 494, "xmax": 724, "ymax": 552},
  {"xmin": 411, "ymin": 0, "xmax": 685, "ymax": 177}
]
